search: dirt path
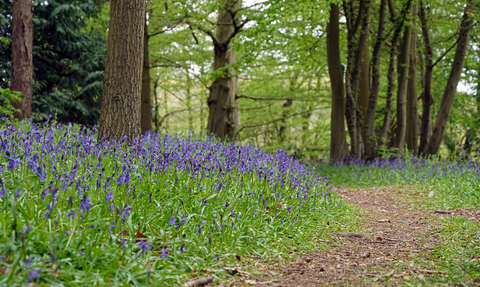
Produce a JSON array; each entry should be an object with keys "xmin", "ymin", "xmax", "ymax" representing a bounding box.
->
[{"xmin": 233, "ymin": 186, "xmax": 448, "ymax": 286}]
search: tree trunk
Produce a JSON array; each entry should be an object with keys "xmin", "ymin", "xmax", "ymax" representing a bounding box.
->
[
  {"xmin": 11, "ymin": 0, "xmax": 33, "ymax": 120},
  {"xmin": 141, "ymin": 20, "xmax": 153, "ymax": 134},
  {"xmin": 98, "ymin": 0, "xmax": 145, "ymax": 142},
  {"xmin": 418, "ymin": 1, "xmax": 434, "ymax": 154},
  {"xmin": 394, "ymin": 5, "xmax": 413, "ymax": 154},
  {"xmin": 406, "ymin": 3, "xmax": 419, "ymax": 155},
  {"xmin": 206, "ymin": 0, "xmax": 241, "ymax": 141},
  {"xmin": 344, "ymin": 0, "xmax": 371, "ymax": 158},
  {"xmin": 364, "ymin": 0, "xmax": 387, "ymax": 159},
  {"xmin": 378, "ymin": 0, "xmax": 412, "ymax": 152},
  {"xmin": 358, "ymin": 44, "xmax": 370, "ymax": 141},
  {"xmin": 423, "ymin": 2, "xmax": 473, "ymax": 156},
  {"xmin": 327, "ymin": 3, "xmax": 347, "ymax": 162}
]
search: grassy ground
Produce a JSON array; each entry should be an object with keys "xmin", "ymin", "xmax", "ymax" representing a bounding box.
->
[
  {"xmin": 317, "ymin": 157, "xmax": 480, "ymax": 286},
  {"xmin": 0, "ymin": 120, "xmax": 357, "ymax": 286}
]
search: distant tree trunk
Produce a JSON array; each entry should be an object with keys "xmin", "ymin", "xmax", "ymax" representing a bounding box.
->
[
  {"xmin": 206, "ymin": 0, "xmax": 242, "ymax": 141},
  {"xmin": 423, "ymin": 2, "xmax": 473, "ymax": 156},
  {"xmin": 378, "ymin": 0, "xmax": 412, "ymax": 153},
  {"xmin": 418, "ymin": 1, "xmax": 434, "ymax": 154},
  {"xmin": 394, "ymin": 5, "xmax": 413, "ymax": 154},
  {"xmin": 98, "ymin": 0, "xmax": 145, "ymax": 142},
  {"xmin": 343, "ymin": 0, "xmax": 371, "ymax": 158},
  {"xmin": 364, "ymin": 0, "xmax": 387, "ymax": 159},
  {"xmin": 141, "ymin": 20, "xmax": 153, "ymax": 134},
  {"xmin": 11, "ymin": 0, "xmax": 33, "ymax": 120},
  {"xmin": 279, "ymin": 99, "xmax": 292, "ymax": 143},
  {"xmin": 358, "ymin": 44, "xmax": 370, "ymax": 141},
  {"xmin": 327, "ymin": 3, "xmax": 347, "ymax": 161},
  {"xmin": 406, "ymin": 3, "xmax": 419, "ymax": 155}
]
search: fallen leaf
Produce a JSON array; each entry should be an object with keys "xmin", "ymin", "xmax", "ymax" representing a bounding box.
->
[
  {"xmin": 376, "ymin": 236, "xmax": 383, "ymax": 241},
  {"xmin": 135, "ymin": 231, "xmax": 147, "ymax": 242},
  {"xmin": 235, "ymin": 254, "xmax": 242, "ymax": 261}
]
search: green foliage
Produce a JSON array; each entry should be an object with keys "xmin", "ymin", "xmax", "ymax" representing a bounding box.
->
[
  {"xmin": 0, "ymin": 87, "xmax": 21, "ymax": 119},
  {"xmin": 0, "ymin": 0, "xmax": 106, "ymax": 126}
]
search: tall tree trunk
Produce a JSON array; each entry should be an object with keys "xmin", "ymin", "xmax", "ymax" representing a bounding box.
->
[
  {"xmin": 378, "ymin": 0, "xmax": 412, "ymax": 152},
  {"xmin": 406, "ymin": 3, "xmax": 419, "ymax": 155},
  {"xmin": 11, "ymin": 0, "xmax": 33, "ymax": 120},
  {"xmin": 423, "ymin": 2, "xmax": 473, "ymax": 156},
  {"xmin": 394, "ymin": 5, "xmax": 413, "ymax": 154},
  {"xmin": 327, "ymin": 3, "xmax": 347, "ymax": 161},
  {"xmin": 206, "ymin": 0, "xmax": 241, "ymax": 141},
  {"xmin": 98, "ymin": 0, "xmax": 145, "ymax": 142},
  {"xmin": 343, "ymin": 0, "xmax": 372, "ymax": 158},
  {"xmin": 141, "ymin": 21, "xmax": 153, "ymax": 134},
  {"xmin": 358, "ymin": 44, "xmax": 370, "ymax": 141},
  {"xmin": 418, "ymin": 1, "xmax": 434, "ymax": 154},
  {"xmin": 364, "ymin": 0, "xmax": 387, "ymax": 159}
]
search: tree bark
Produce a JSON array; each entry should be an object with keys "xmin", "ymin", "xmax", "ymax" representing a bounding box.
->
[
  {"xmin": 423, "ymin": 2, "xmax": 473, "ymax": 156},
  {"xmin": 364, "ymin": 0, "xmax": 387, "ymax": 159},
  {"xmin": 206, "ymin": 0, "xmax": 242, "ymax": 141},
  {"xmin": 406, "ymin": 3, "xmax": 419, "ymax": 155},
  {"xmin": 327, "ymin": 3, "xmax": 347, "ymax": 162},
  {"xmin": 394, "ymin": 5, "xmax": 413, "ymax": 154},
  {"xmin": 98, "ymin": 0, "xmax": 145, "ymax": 142},
  {"xmin": 343, "ymin": 0, "xmax": 372, "ymax": 158},
  {"xmin": 378, "ymin": 0, "xmax": 412, "ymax": 152},
  {"xmin": 358, "ymin": 44, "xmax": 370, "ymax": 141},
  {"xmin": 11, "ymin": 0, "xmax": 33, "ymax": 120},
  {"xmin": 418, "ymin": 1, "xmax": 434, "ymax": 154},
  {"xmin": 141, "ymin": 20, "xmax": 153, "ymax": 134}
]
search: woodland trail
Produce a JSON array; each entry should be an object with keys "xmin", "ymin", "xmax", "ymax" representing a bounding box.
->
[{"xmin": 227, "ymin": 186, "xmax": 480, "ymax": 286}]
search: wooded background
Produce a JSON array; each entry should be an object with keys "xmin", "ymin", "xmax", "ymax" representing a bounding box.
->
[{"xmin": 1, "ymin": 0, "xmax": 479, "ymax": 160}]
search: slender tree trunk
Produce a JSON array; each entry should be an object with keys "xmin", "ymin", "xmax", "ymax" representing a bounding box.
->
[
  {"xmin": 406, "ymin": 3, "xmax": 419, "ymax": 155},
  {"xmin": 394, "ymin": 5, "xmax": 413, "ymax": 154},
  {"xmin": 327, "ymin": 3, "xmax": 347, "ymax": 161},
  {"xmin": 11, "ymin": 0, "xmax": 33, "ymax": 120},
  {"xmin": 279, "ymin": 99, "xmax": 292, "ymax": 143},
  {"xmin": 358, "ymin": 44, "xmax": 370, "ymax": 141},
  {"xmin": 98, "ymin": 0, "xmax": 145, "ymax": 142},
  {"xmin": 141, "ymin": 21, "xmax": 153, "ymax": 134},
  {"xmin": 423, "ymin": 2, "xmax": 473, "ymax": 156},
  {"xmin": 344, "ymin": 0, "xmax": 371, "ymax": 158},
  {"xmin": 418, "ymin": 1, "xmax": 434, "ymax": 154},
  {"xmin": 379, "ymin": 0, "xmax": 412, "ymax": 152},
  {"xmin": 207, "ymin": 0, "xmax": 241, "ymax": 141},
  {"xmin": 364, "ymin": 0, "xmax": 386, "ymax": 159}
]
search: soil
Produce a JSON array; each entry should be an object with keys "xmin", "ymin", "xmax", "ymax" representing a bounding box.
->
[{"xmin": 218, "ymin": 186, "xmax": 479, "ymax": 286}]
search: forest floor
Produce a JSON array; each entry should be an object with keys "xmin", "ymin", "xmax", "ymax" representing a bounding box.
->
[{"xmin": 218, "ymin": 186, "xmax": 480, "ymax": 286}]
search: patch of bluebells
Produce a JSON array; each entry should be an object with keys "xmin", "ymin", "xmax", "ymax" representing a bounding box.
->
[{"xmin": 0, "ymin": 119, "xmax": 340, "ymax": 284}]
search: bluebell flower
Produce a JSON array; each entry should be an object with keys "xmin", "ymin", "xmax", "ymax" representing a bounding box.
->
[
  {"xmin": 15, "ymin": 187, "xmax": 21, "ymax": 197},
  {"xmin": 169, "ymin": 216, "xmax": 176, "ymax": 225},
  {"xmin": 25, "ymin": 256, "xmax": 33, "ymax": 267},
  {"xmin": 28, "ymin": 269, "xmax": 41, "ymax": 283},
  {"xmin": 105, "ymin": 192, "xmax": 113, "ymax": 203},
  {"xmin": 46, "ymin": 251, "xmax": 56, "ymax": 264},
  {"xmin": 78, "ymin": 251, "xmax": 85, "ymax": 256},
  {"xmin": 160, "ymin": 248, "xmax": 169, "ymax": 260},
  {"xmin": 137, "ymin": 241, "xmax": 152, "ymax": 254},
  {"xmin": 180, "ymin": 243, "xmax": 185, "ymax": 253},
  {"xmin": 0, "ymin": 186, "xmax": 6, "ymax": 197}
]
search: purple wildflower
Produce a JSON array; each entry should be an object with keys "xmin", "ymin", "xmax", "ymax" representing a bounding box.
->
[
  {"xmin": 15, "ymin": 187, "xmax": 21, "ymax": 197},
  {"xmin": 137, "ymin": 241, "xmax": 152, "ymax": 254},
  {"xmin": 25, "ymin": 256, "xmax": 33, "ymax": 267},
  {"xmin": 78, "ymin": 251, "xmax": 85, "ymax": 256},
  {"xmin": 80, "ymin": 194, "xmax": 93, "ymax": 211},
  {"xmin": 169, "ymin": 216, "xmax": 176, "ymax": 225},
  {"xmin": 28, "ymin": 269, "xmax": 41, "ymax": 283},
  {"xmin": 46, "ymin": 251, "xmax": 56, "ymax": 264},
  {"xmin": 160, "ymin": 248, "xmax": 169, "ymax": 260},
  {"xmin": 104, "ymin": 192, "xmax": 113, "ymax": 203},
  {"xmin": 180, "ymin": 243, "xmax": 185, "ymax": 253},
  {"xmin": 0, "ymin": 186, "xmax": 6, "ymax": 197}
]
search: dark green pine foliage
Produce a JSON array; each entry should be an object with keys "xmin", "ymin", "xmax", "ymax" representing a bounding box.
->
[{"xmin": 0, "ymin": 0, "xmax": 106, "ymax": 126}]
